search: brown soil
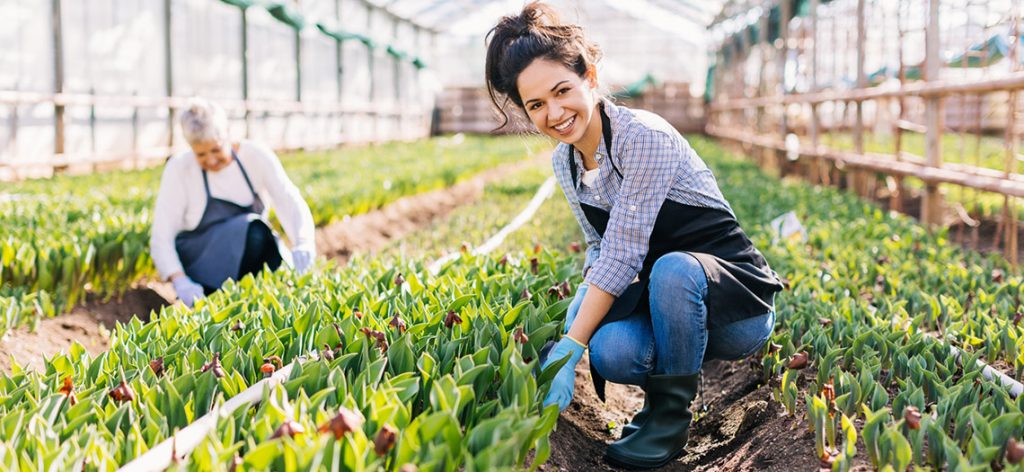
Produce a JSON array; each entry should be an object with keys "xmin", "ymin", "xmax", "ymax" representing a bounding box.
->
[
  {"xmin": 0, "ymin": 155, "xmax": 548, "ymax": 373},
  {"xmin": 315, "ymin": 156, "xmax": 545, "ymax": 264},
  {"xmin": 541, "ymin": 357, "xmax": 855, "ymax": 472},
  {"xmin": 0, "ymin": 281, "xmax": 175, "ymax": 373}
]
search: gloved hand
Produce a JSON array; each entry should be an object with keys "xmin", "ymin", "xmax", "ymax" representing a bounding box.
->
[
  {"xmin": 291, "ymin": 247, "xmax": 315, "ymax": 274},
  {"xmin": 564, "ymin": 282, "xmax": 588, "ymax": 334},
  {"xmin": 541, "ymin": 335, "xmax": 587, "ymax": 412},
  {"xmin": 172, "ymin": 276, "xmax": 205, "ymax": 308}
]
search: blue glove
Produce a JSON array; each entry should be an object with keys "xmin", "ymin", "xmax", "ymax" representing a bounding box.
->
[
  {"xmin": 291, "ymin": 247, "xmax": 315, "ymax": 274},
  {"xmin": 541, "ymin": 336, "xmax": 587, "ymax": 412},
  {"xmin": 564, "ymin": 282, "xmax": 588, "ymax": 334},
  {"xmin": 171, "ymin": 276, "xmax": 205, "ymax": 308}
]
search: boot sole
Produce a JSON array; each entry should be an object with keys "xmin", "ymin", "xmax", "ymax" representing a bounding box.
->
[{"xmin": 603, "ymin": 448, "xmax": 685, "ymax": 470}]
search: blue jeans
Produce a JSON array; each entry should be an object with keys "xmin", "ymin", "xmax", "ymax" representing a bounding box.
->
[{"xmin": 572, "ymin": 252, "xmax": 775, "ymax": 385}]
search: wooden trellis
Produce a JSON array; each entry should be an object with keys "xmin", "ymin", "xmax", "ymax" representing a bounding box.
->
[{"xmin": 707, "ymin": 0, "xmax": 1024, "ymax": 264}]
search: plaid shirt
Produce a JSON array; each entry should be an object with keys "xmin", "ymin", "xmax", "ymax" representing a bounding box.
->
[{"xmin": 552, "ymin": 100, "xmax": 734, "ymax": 297}]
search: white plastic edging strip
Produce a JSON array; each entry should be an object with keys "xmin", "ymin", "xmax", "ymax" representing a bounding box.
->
[
  {"xmin": 427, "ymin": 176, "xmax": 557, "ymax": 275},
  {"xmin": 118, "ymin": 360, "xmax": 300, "ymax": 472},
  {"xmin": 948, "ymin": 345, "xmax": 1024, "ymax": 398}
]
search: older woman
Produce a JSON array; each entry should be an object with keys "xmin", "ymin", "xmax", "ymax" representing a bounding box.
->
[{"xmin": 151, "ymin": 99, "xmax": 316, "ymax": 307}]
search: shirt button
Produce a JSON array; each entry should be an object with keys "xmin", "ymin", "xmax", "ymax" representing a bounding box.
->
[
  {"xmin": 630, "ymin": 205, "xmax": 637, "ymax": 211},
  {"xmin": 595, "ymin": 195, "xmax": 601, "ymax": 201},
  {"xmin": 596, "ymin": 153, "xmax": 603, "ymax": 160}
]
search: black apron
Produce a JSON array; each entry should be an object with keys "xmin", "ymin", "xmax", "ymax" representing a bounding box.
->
[
  {"xmin": 174, "ymin": 151, "xmax": 280, "ymax": 290},
  {"xmin": 570, "ymin": 106, "xmax": 783, "ymax": 398}
]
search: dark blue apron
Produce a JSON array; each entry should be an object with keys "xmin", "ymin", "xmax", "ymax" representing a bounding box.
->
[{"xmin": 174, "ymin": 151, "xmax": 280, "ymax": 291}]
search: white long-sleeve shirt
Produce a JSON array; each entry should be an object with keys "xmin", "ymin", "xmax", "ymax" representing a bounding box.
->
[{"xmin": 150, "ymin": 140, "xmax": 316, "ymax": 281}]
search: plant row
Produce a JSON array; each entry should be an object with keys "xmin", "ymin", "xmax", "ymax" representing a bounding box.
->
[{"xmin": 0, "ymin": 135, "xmax": 546, "ymax": 335}]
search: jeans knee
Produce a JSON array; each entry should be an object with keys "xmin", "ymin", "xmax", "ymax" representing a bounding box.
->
[
  {"xmin": 650, "ymin": 252, "xmax": 707, "ymax": 301},
  {"xmin": 590, "ymin": 332, "xmax": 653, "ymax": 386}
]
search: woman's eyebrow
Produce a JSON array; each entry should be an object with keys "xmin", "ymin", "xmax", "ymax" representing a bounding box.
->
[{"xmin": 525, "ymin": 80, "xmax": 571, "ymax": 106}]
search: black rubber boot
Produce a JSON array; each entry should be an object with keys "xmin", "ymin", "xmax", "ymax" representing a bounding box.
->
[
  {"xmin": 620, "ymin": 392, "xmax": 650, "ymax": 439},
  {"xmin": 604, "ymin": 373, "xmax": 700, "ymax": 469}
]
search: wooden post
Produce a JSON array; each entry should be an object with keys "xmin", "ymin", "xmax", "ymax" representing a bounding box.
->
[
  {"xmin": 756, "ymin": 8, "xmax": 769, "ymax": 169},
  {"xmin": 778, "ymin": 0, "xmax": 791, "ymax": 175},
  {"xmin": 1005, "ymin": 10, "xmax": 1021, "ymax": 265},
  {"xmin": 923, "ymin": 0, "xmax": 944, "ymax": 227},
  {"xmin": 164, "ymin": 0, "xmax": 175, "ymax": 150},
  {"xmin": 893, "ymin": 1, "xmax": 906, "ymax": 213},
  {"xmin": 52, "ymin": 0, "xmax": 65, "ymax": 173},
  {"xmin": 809, "ymin": 0, "xmax": 821, "ymax": 184},
  {"xmin": 853, "ymin": 0, "xmax": 867, "ymax": 196}
]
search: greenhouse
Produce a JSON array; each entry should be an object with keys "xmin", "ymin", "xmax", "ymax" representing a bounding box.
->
[{"xmin": 4, "ymin": 0, "xmax": 1024, "ymax": 470}]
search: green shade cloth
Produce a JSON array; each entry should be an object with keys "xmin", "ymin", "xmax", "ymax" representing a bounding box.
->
[
  {"xmin": 612, "ymin": 73, "xmax": 658, "ymax": 99},
  {"xmin": 265, "ymin": 2, "xmax": 306, "ymax": 30},
  {"xmin": 947, "ymin": 34, "xmax": 1020, "ymax": 68},
  {"xmin": 386, "ymin": 45, "xmax": 408, "ymax": 60},
  {"xmin": 219, "ymin": 0, "xmax": 257, "ymax": 8},
  {"xmin": 315, "ymin": 22, "xmax": 361, "ymax": 42},
  {"xmin": 354, "ymin": 33, "xmax": 377, "ymax": 49},
  {"xmin": 704, "ymin": 64, "xmax": 716, "ymax": 103}
]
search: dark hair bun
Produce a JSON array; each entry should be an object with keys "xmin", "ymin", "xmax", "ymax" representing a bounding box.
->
[{"xmin": 484, "ymin": 1, "xmax": 602, "ymax": 130}]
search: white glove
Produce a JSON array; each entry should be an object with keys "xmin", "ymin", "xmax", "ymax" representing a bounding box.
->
[
  {"xmin": 291, "ymin": 247, "xmax": 315, "ymax": 275},
  {"xmin": 172, "ymin": 276, "xmax": 205, "ymax": 308}
]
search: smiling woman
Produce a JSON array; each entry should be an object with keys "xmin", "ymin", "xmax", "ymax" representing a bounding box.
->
[{"xmin": 484, "ymin": 2, "xmax": 784, "ymax": 469}]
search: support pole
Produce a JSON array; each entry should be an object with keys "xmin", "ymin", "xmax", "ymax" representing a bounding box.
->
[
  {"xmin": 242, "ymin": 7, "xmax": 251, "ymax": 138},
  {"xmin": 923, "ymin": 0, "xmax": 944, "ymax": 227},
  {"xmin": 809, "ymin": 0, "xmax": 821, "ymax": 184},
  {"xmin": 778, "ymin": 0, "xmax": 791, "ymax": 175},
  {"xmin": 164, "ymin": 0, "xmax": 175, "ymax": 150},
  {"xmin": 52, "ymin": 0, "xmax": 65, "ymax": 173},
  {"xmin": 853, "ymin": 0, "xmax": 867, "ymax": 196}
]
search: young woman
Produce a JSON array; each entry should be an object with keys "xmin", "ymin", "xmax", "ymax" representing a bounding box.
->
[
  {"xmin": 485, "ymin": 3, "xmax": 783, "ymax": 468},
  {"xmin": 151, "ymin": 99, "xmax": 316, "ymax": 307}
]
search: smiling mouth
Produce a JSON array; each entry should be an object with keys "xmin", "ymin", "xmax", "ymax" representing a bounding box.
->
[{"xmin": 552, "ymin": 115, "xmax": 575, "ymax": 134}]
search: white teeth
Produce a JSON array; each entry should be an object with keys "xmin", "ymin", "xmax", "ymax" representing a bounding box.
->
[{"xmin": 554, "ymin": 116, "xmax": 575, "ymax": 131}]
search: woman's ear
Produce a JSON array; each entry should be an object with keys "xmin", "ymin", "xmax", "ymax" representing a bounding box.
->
[{"xmin": 585, "ymin": 65, "xmax": 598, "ymax": 89}]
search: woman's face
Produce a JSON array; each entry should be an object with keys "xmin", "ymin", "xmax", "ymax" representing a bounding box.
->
[
  {"xmin": 190, "ymin": 140, "xmax": 232, "ymax": 172},
  {"xmin": 516, "ymin": 59, "xmax": 600, "ymax": 147}
]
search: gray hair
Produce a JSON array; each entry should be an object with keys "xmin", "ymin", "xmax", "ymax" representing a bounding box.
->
[{"xmin": 179, "ymin": 98, "xmax": 229, "ymax": 145}]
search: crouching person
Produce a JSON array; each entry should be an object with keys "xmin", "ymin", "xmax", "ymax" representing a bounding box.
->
[
  {"xmin": 484, "ymin": 2, "xmax": 784, "ymax": 468},
  {"xmin": 150, "ymin": 99, "xmax": 316, "ymax": 307}
]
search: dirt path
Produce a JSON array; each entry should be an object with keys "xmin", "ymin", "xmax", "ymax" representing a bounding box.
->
[
  {"xmin": 0, "ymin": 282, "xmax": 176, "ymax": 373},
  {"xmin": 316, "ymin": 155, "xmax": 546, "ymax": 263},
  {"xmin": 541, "ymin": 357, "xmax": 828, "ymax": 471},
  {"xmin": 0, "ymin": 155, "xmax": 549, "ymax": 374}
]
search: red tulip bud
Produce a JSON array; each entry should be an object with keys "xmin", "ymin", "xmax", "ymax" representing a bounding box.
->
[
  {"xmin": 319, "ymin": 407, "xmax": 364, "ymax": 439},
  {"xmin": 374, "ymin": 424, "xmax": 397, "ymax": 456}
]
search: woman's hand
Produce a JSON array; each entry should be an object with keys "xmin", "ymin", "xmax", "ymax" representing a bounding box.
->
[
  {"xmin": 171, "ymin": 276, "xmax": 205, "ymax": 308},
  {"xmin": 541, "ymin": 335, "xmax": 587, "ymax": 412},
  {"xmin": 291, "ymin": 247, "xmax": 315, "ymax": 274}
]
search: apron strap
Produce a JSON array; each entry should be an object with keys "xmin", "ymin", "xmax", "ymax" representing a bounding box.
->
[
  {"xmin": 569, "ymin": 104, "xmax": 619, "ymax": 188},
  {"xmin": 199, "ymin": 149, "xmax": 259, "ymax": 201},
  {"xmin": 231, "ymin": 149, "xmax": 260, "ymax": 200}
]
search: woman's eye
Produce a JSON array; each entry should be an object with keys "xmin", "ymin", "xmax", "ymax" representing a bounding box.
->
[
  {"xmin": 529, "ymin": 102, "xmax": 543, "ymax": 111},
  {"xmin": 557, "ymin": 87, "xmax": 570, "ymax": 95}
]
